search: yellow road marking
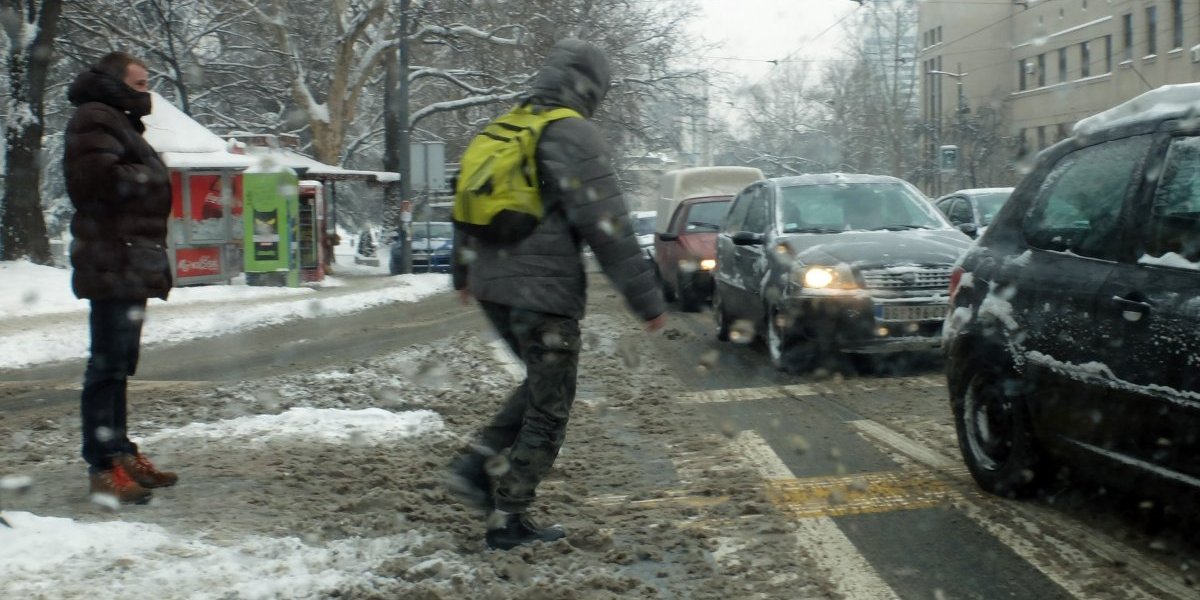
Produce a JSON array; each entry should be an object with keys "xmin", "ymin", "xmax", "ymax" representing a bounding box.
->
[{"xmin": 765, "ymin": 468, "xmax": 971, "ymax": 518}]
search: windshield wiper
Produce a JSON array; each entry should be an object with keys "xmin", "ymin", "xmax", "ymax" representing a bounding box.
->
[
  {"xmin": 783, "ymin": 227, "xmax": 844, "ymax": 234},
  {"xmin": 870, "ymin": 225, "xmax": 931, "ymax": 231}
]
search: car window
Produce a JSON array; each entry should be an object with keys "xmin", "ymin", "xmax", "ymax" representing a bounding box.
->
[
  {"xmin": 948, "ymin": 198, "xmax": 974, "ymax": 225},
  {"xmin": 723, "ymin": 189, "xmax": 754, "ymax": 232},
  {"xmin": 777, "ymin": 182, "xmax": 944, "ymax": 232},
  {"xmin": 742, "ymin": 187, "xmax": 769, "ymax": 233},
  {"xmin": 683, "ymin": 199, "xmax": 731, "ymax": 232},
  {"xmin": 411, "ymin": 222, "xmax": 454, "ymax": 239},
  {"xmin": 632, "ymin": 215, "xmax": 656, "ymax": 236},
  {"xmin": 1022, "ymin": 135, "xmax": 1151, "ymax": 259},
  {"xmin": 974, "ymin": 192, "xmax": 1010, "ymax": 225},
  {"xmin": 1144, "ymin": 136, "xmax": 1200, "ymax": 262}
]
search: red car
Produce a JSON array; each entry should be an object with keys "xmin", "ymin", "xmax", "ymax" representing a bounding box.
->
[{"xmin": 653, "ymin": 167, "xmax": 763, "ymax": 312}]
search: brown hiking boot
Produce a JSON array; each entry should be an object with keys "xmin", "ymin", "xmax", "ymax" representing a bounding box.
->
[
  {"xmin": 115, "ymin": 453, "xmax": 179, "ymax": 489},
  {"xmin": 89, "ymin": 465, "xmax": 152, "ymax": 505}
]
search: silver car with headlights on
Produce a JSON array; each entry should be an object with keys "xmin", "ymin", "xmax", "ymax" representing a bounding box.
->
[{"xmin": 713, "ymin": 173, "xmax": 972, "ymax": 373}]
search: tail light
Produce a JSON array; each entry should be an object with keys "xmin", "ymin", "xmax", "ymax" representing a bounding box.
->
[{"xmin": 948, "ymin": 266, "xmax": 965, "ymax": 303}]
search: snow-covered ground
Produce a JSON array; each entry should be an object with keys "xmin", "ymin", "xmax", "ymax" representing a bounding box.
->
[
  {"xmin": 0, "ymin": 256, "xmax": 818, "ymax": 599},
  {"xmin": 0, "ymin": 245, "xmax": 444, "ymax": 370}
]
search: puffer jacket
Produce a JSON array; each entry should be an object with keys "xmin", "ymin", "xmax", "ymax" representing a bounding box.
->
[
  {"xmin": 454, "ymin": 39, "xmax": 664, "ymax": 322},
  {"xmin": 64, "ymin": 69, "xmax": 172, "ymax": 301}
]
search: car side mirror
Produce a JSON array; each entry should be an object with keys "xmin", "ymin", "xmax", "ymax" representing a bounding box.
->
[
  {"xmin": 956, "ymin": 223, "xmax": 979, "ymax": 238},
  {"xmin": 658, "ymin": 232, "xmax": 679, "ymax": 242},
  {"xmin": 732, "ymin": 231, "xmax": 764, "ymax": 246}
]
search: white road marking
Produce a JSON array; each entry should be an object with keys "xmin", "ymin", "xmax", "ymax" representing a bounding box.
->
[
  {"xmin": 851, "ymin": 419, "xmax": 1189, "ymax": 600},
  {"xmin": 486, "ymin": 338, "xmax": 525, "ymax": 380},
  {"xmin": 728, "ymin": 431, "xmax": 902, "ymax": 600},
  {"xmin": 679, "ymin": 384, "xmax": 817, "ymax": 404}
]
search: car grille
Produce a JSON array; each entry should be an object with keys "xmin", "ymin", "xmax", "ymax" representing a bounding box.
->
[{"xmin": 860, "ymin": 267, "xmax": 953, "ymax": 290}]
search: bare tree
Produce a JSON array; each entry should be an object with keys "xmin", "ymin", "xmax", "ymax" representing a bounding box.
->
[{"xmin": 1, "ymin": 0, "xmax": 62, "ymax": 263}]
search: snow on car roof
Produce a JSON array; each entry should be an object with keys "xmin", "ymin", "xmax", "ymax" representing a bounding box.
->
[{"xmin": 1073, "ymin": 83, "xmax": 1200, "ymax": 137}]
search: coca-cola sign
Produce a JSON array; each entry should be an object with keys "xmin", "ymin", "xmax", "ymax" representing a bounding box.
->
[{"xmin": 176, "ymin": 247, "xmax": 222, "ymax": 278}]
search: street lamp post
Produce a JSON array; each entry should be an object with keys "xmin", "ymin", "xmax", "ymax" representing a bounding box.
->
[{"xmin": 927, "ymin": 70, "xmax": 969, "ymax": 192}]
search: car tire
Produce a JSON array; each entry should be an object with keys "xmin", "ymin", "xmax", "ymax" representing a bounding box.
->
[
  {"xmin": 953, "ymin": 365, "xmax": 1049, "ymax": 498},
  {"xmin": 678, "ymin": 272, "xmax": 700, "ymax": 313},
  {"xmin": 713, "ymin": 288, "xmax": 731, "ymax": 341},
  {"xmin": 766, "ymin": 306, "xmax": 810, "ymax": 373}
]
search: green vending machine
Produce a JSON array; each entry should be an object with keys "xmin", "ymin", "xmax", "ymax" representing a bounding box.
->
[{"xmin": 243, "ymin": 166, "xmax": 301, "ymax": 287}]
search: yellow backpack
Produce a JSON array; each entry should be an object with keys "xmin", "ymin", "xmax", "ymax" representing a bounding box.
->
[{"xmin": 453, "ymin": 104, "xmax": 582, "ymax": 243}]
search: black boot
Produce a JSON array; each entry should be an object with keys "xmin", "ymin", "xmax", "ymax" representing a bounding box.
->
[
  {"xmin": 486, "ymin": 512, "xmax": 566, "ymax": 550},
  {"xmin": 444, "ymin": 450, "xmax": 493, "ymax": 513}
]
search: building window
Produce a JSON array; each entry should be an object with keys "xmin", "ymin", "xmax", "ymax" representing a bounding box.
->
[
  {"xmin": 937, "ymin": 26, "xmax": 942, "ymax": 44},
  {"xmin": 1037, "ymin": 126, "xmax": 1047, "ymax": 150},
  {"xmin": 1146, "ymin": 6, "xmax": 1158, "ymax": 56},
  {"xmin": 1172, "ymin": 0, "xmax": 1183, "ymax": 49},
  {"xmin": 1081, "ymin": 41, "xmax": 1091, "ymax": 77},
  {"xmin": 1056, "ymin": 123, "xmax": 1069, "ymax": 142},
  {"xmin": 1123, "ymin": 13, "xmax": 1133, "ymax": 61},
  {"xmin": 1105, "ymin": 35, "xmax": 1113, "ymax": 73},
  {"xmin": 1037, "ymin": 53, "xmax": 1046, "ymax": 87},
  {"xmin": 1058, "ymin": 47, "xmax": 1068, "ymax": 83},
  {"xmin": 1019, "ymin": 59, "xmax": 1028, "ymax": 91}
]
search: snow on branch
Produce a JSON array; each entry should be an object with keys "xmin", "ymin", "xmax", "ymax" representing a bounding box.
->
[
  {"xmin": 408, "ymin": 67, "xmax": 526, "ymax": 95},
  {"xmin": 409, "ymin": 91, "xmax": 524, "ymax": 128},
  {"xmin": 411, "ymin": 23, "xmax": 522, "ymax": 45}
]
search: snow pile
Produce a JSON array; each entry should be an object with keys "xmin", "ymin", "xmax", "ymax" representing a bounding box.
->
[
  {"xmin": 143, "ymin": 407, "xmax": 444, "ymax": 445},
  {"xmin": 0, "ymin": 512, "xmax": 442, "ymax": 599}
]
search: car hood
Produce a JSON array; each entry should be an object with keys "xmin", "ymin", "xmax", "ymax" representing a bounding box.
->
[
  {"xmin": 413, "ymin": 238, "xmax": 452, "ymax": 251},
  {"xmin": 780, "ymin": 229, "xmax": 971, "ymax": 267}
]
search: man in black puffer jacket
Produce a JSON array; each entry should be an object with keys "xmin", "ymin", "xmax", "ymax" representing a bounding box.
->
[
  {"xmin": 447, "ymin": 39, "xmax": 667, "ymax": 550},
  {"xmin": 65, "ymin": 52, "xmax": 179, "ymax": 505}
]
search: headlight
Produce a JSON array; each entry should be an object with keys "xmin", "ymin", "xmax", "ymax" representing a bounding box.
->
[
  {"xmin": 795, "ymin": 265, "xmax": 857, "ymax": 290},
  {"xmin": 699, "ymin": 259, "xmax": 716, "ymax": 271},
  {"xmin": 803, "ymin": 267, "xmax": 835, "ymax": 288}
]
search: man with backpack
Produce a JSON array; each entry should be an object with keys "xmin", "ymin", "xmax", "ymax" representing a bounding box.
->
[{"xmin": 447, "ymin": 38, "xmax": 667, "ymax": 550}]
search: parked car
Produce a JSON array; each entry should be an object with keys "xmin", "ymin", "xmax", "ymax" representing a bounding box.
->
[
  {"xmin": 655, "ymin": 166, "xmax": 764, "ymax": 312},
  {"xmin": 943, "ymin": 84, "xmax": 1200, "ymax": 503},
  {"xmin": 713, "ymin": 173, "xmax": 972, "ymax": 373},
  {"xmin": 390, "ymin": 221, "xmax": 454, "ymax": 274},
  {"xmin": 632, "ymin": 210, "xmax": 656, "ymax": 261},
  {"xmin": 933, "ymin": 187, "xmax": 1014, "ymax": 238}
]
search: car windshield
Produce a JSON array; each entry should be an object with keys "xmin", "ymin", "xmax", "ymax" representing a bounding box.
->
[
  {"xmin": 633, "ymin": 215, "xmax": 656, "ymax": 235},
  {"xmin": 777, "ymin": 183, "xmax": 946, "ymax": 233},
  {"xmin": 411, "ymin": 222, "xmax": 453, "ymax": 239},
  {"xmin": 682, "ymin": 199, "xmax": 730, "ymax": 231},
  {"xmin": 974, "ymin": 192, "xmax": 1010, "ymax": 225}
]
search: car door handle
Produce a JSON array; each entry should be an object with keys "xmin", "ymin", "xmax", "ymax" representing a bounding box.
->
[{"xmin": 1112, "ymin": 296, "xmax": 1152, "ymax": 315}]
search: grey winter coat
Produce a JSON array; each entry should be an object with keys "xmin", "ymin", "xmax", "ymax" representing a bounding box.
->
[{"xmin": 453, "ymin": 39, "xmax": 664, "ymax": 322}]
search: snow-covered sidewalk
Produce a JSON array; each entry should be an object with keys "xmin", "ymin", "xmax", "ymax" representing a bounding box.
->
[{"xmin": 0, "ymin": 260, "xmax": 450, "ymax": 370}]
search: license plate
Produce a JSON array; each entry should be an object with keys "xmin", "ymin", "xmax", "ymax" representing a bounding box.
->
[{"xmin": 875, "ymin": 304, "xmax": 947, "ymax": 321}]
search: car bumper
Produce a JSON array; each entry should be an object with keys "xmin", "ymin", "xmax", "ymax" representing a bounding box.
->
[{"xmin": 777, "ymin": 294, "xmax": 947, "ymax": 353}]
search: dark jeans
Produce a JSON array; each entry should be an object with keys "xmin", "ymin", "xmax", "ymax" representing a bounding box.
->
[
  {"xmin": 81, "ymin": 299, "xmax": 146, "ymax": 471},
  {"xmin": 476, "ymin": 301, "xmax": 581, "ymax": 513}
]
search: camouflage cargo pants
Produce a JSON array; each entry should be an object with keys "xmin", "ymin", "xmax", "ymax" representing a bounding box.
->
[{"xmin": 476, "ymin": 301, "xmax": 580, "ymax": 513}]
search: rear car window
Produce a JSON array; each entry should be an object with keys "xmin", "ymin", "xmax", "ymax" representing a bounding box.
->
[
  {"xmin": 974, "ymin": 193, "xmax": 1010, "ymax": 225},
  {"xmin": 1022, "ymin": 135, "xmax": 1151, "ymax": 259}
]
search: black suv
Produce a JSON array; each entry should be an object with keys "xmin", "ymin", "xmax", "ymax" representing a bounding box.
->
[
  {"xmin": 944, "ymin": 86, "xmax": 1200, "ymax": 502},
  {"xmin": 713, "ymin": 174, "xmax": 972, "ymax": 372}
]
